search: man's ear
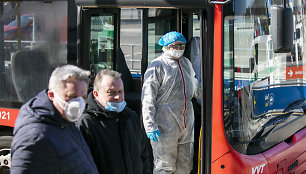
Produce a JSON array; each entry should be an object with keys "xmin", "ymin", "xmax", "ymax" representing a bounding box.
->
[
  {"xmin": 93, "ymin": 90, "xmax": 98, "ymax": 99},
  {"xmin": 47, "ymin": 90, "xmax": 55, "ymax": 101}
]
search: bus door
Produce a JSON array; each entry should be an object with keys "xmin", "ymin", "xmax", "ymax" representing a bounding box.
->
[
  {"xmin": 78, "ymin": 5, "xmax": 207, "ymax": 172},
  {"xmin": 79, "ymin": 7, "xmax": 180, "ymax": 114}
]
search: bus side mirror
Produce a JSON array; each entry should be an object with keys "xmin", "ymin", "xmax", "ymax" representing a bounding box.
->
[{"xmin": 271, "ymin": 5, "xmax": 293, "ymax": 53}]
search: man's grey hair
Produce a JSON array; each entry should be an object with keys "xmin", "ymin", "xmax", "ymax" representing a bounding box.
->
[
  {"xmin": 48, "ymin": 65, "xmax": 90, "ymax": 92},
  {"xmin": 93, "ymin": 69, "xmax": 121, "ymax": 91}
]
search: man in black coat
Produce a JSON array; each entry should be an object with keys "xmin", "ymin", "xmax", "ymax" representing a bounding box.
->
[
  {"xmin": 11, "ymin": 65, "xmax": 99, "ymax": 174},
  {"xmin": 77, "ymin": 69, "xmax": 152, "ymax": 174}
]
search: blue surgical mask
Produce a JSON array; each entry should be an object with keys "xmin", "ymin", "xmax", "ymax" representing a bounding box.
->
[{"xmin": 105, "ymin": 101, "xmax": 127, "ymax": 113}]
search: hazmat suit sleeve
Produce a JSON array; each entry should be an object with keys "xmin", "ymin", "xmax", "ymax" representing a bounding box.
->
[
  {"xmin": 185, "ymin": 57, "xmax": 201, "ymax": 100},
  {"xmin": 141, "ymin": 61, "xmax": 163, "ymax": 132},
  {"xmin": 188, "ymin": 37, "xmax": 202, "ymax": 103},
  {"xmin": 193, "ymin": 76, "xmax": 201, "ymax": 100}
]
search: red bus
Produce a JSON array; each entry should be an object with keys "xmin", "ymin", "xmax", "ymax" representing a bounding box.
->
[{"xmin": 0, "ymin": 0, "xmax": 305, "ymax": 173}]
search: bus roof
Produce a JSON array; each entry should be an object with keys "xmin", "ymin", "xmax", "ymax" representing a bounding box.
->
[{"xmin": 75, "ymin": 0, "xmax": 210, "ymax": 8}]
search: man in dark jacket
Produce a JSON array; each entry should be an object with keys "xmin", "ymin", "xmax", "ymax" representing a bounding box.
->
[
  {"xmin": 10, "ymin": 65, "xmax": 99, "ymax": 174},
  {"xmin": 77, "ymin": 69, "xmax": 152, "ymax": 174}
]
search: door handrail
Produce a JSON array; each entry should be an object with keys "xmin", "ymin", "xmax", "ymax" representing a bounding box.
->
[{"xmin": 208, "ymin": 0, "xmax": 232, "ymax": 5}]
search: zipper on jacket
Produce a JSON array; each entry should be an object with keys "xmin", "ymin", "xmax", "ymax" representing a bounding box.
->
[{"xmin": 175, "ymin": 59, "xmax": 187, "ymax": 128}]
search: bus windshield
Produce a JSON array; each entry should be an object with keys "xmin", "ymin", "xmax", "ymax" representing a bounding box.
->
[{"xmin": 223, "ymin": 0, "xmax": 306, "ymax": 154}]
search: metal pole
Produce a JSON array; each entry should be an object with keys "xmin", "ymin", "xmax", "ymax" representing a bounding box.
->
[
  {"xmin": 32, "ymin": 15, "xmax": 35, "ymax": 42},
  {"xmin": 131, "ymin": 44, "xmax": 134, "ymax": 70},
  {"xmin": 0, "ymin": 2, "xmax": 4, "ymax": 73},
  {"xmin": 141, "ymin": 8, "xmax": 148, "ymax": 82},
  {"xmin": 17, "ymin": 1, "xmax": 21, "ymax": 51},
  {"xmin": 201, "ymin": 8, "xmax": 213, "ymax": 174}
]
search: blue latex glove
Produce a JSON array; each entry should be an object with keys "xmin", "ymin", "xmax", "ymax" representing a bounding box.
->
[{"xmin": 146, "ymin": 130, "xmax": 161, "ymax": 142}]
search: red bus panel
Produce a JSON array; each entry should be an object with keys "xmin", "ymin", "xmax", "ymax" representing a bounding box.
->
[{"xmin": 0, "ymin": 108, "xmax": 19, "ymax": 127}]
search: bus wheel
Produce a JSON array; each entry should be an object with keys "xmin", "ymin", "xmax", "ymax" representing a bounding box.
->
[{"xmin": 0, "ymin": 136, "xmax": 13, "ymax": 174}]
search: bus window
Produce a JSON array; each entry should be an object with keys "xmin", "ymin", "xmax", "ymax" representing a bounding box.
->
[
  {"xmin": 193, "ymin": 14, "xmax": 200, "ymax": 37},
  {"xmin": 89, "ymin": 14, "xmax": 114, "ymax": 72},
  {"xmin": 148, "ymin": 9, "xmax": 177, "ymax": 64},
  {"xmin": 1, "ymin": 1, "xmax": 68, "ymax": 104},
  {"xmin": 120, "ymin": 8, "xmax": 142, "ymax": 77},
  {"xmin": 224, "ymin": 0, "xmax": 306, "ymax": 155}
]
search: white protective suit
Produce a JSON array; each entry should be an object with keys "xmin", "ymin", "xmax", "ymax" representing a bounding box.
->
[{"xmin": 142, "ymin": 53, "xmax": 201, "ymax": 174}]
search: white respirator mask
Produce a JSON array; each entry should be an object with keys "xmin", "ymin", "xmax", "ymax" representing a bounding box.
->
[
  {"xmin": 54, "ymin": 93, "xmax": 86, "ymax": 122},
  {"xmin": 163, "ymin": 47, "xmax": 185, "ymax": 59}
]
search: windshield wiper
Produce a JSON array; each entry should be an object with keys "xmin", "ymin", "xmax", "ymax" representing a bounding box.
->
[
  {"xmin": 264, "ymin": 111, "xmax": 294, "ymax": 127},
  {"xmin": 235, "ymin": 99, "xmax": 306, "ymax": 146},
  {"xmin": 236, "ymin": 112, "xmax": 297, "ymax": 144},
  {"xmin": 283, "ymin": 98, "xmax": 306, "ymax": 113}
]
